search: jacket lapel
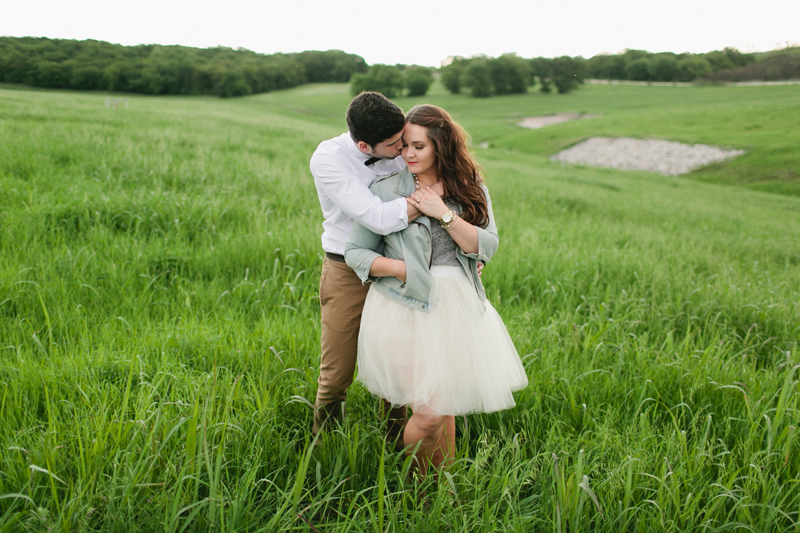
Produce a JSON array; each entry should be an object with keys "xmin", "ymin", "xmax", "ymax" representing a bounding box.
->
[
  {"xmin": 395, "ymin": 167, "xmax": 433, "ymax": 231},
  {"xmin": 394, "ymin": 167, "xmax": 416, "ymax": 198}
]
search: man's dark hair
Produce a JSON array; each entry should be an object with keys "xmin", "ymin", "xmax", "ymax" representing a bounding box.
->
[{"xmin": 346, "ymin": 92, "xmax": 405, "ymax": 147}]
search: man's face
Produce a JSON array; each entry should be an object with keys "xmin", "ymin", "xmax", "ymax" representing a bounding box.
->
[{"xmin": 364, "ymin": 129, "xmax": 405, "ymax": 159}]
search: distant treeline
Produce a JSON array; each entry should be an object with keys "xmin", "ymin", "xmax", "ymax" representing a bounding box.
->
[
  {"xmin": 0, "ymin": 37, "xmax": 367, "ymax": 97},
  {"xmin": 2, "ymin": 37, "xmax": 798, "ymax": 100},
  {"xmin": 434, "ymin": 47, "xmax": 800, "ymax": 98},
  {"xmin": 349, "ymin": 56, "xmax": 583, "ymax": 99},
  {"xmin": 584, "ymin": 47, "xmax": 800, "ymax": 83}
]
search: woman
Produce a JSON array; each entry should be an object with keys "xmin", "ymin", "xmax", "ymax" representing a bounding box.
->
[{"xmin": 344, "ymin": 105, "xmax": 528, "ymax": 476}]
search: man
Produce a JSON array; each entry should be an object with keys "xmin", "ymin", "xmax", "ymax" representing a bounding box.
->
[{"xmin": 309, "ymin": 92, "xmax": 419, "ymax": 442}]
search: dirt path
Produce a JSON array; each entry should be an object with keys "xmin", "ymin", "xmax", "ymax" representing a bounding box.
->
[{"xmin": 517, "ymin": 114, "xmax": 600, "ymax": 129}]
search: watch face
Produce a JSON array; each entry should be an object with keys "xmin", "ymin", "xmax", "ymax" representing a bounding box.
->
[{"xmin": 442, "ymin": 212, "xmax": 453, "ymax": 223}]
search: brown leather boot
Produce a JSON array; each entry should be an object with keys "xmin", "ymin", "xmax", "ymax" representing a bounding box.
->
[{"xmin": 312, "ymin": 400, "xmax": 345, "ymax": 437}]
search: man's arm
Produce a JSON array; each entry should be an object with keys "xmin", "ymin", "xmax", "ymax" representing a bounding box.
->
[{"xmin": 312, "ymin": 156, "xmax": 413, "ymax": 235}]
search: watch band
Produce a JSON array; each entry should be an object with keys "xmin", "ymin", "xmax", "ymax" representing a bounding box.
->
[{"xmin": 440, "ymin": 210, "xmax": 458, "ymax": 229}]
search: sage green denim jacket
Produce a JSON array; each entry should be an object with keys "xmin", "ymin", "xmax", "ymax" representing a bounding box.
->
[{"xmin": 343, "ymin": 167, "xmax": 499, "ymax": 313}]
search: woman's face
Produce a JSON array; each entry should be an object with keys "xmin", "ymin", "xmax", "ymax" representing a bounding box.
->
[{"xmin": 401, "ymin": 123, "xmax": 436, "ymax": 176}]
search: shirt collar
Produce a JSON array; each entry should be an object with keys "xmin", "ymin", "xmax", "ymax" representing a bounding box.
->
[{"xmin": 345, "ymin": 131, "xmax": 372, "ymax": 163}]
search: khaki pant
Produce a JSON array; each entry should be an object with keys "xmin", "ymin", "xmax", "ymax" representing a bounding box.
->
[{"xmin": 313, "ymin": 256, "xmax": 406, "ymax": 438}]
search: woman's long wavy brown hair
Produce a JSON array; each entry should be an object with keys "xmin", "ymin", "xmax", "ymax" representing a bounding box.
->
[{"xmin": 405, "ymin": 105, "xmax": 489, "ymax": 228}]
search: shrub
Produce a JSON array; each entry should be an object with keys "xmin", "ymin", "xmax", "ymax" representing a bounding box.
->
[
  {"xmin": 703, "ymin": 49, "xmax": 800, "ymax": 82},
  {"xmin": 463, "ymin": 59, "xmax": 493, "ymax": 98},
  {"xmin": 350, "ymin": 64, "xmax": 405, "ymax": 98},
  {"xmin": 760, "ymin": 49, "xmax": 800, "ymax": 80},
  {"xmin": 404, "ymin": 66, "xmax": 433, "ymax": 96}
]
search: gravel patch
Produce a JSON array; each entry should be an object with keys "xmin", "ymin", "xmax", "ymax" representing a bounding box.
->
[{"xmin": 550, "ymin": 137, "xmax": 746, "ymax": 176}]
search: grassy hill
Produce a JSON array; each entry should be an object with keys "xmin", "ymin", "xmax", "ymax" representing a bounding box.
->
[{"xmin": 0, "ymin": 82, "xmax": 799, "ymax": 531}]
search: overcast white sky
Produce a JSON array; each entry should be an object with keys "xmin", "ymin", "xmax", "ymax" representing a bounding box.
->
[{"xmin": 3, "ymin": 0, "xmax": 799, "ymax": 67}]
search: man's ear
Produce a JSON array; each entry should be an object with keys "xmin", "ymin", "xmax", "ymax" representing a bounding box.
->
[{"xmin": 356, "ymin": 141, "xmax": 372, "ymax": 155}]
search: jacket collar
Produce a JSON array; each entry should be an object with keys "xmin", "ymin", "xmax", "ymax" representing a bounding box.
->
[
  {"xmin": 394, "ymin": 166, "xmax": 417, "ymax": 197},
  {"xmin": 393, "ymin": 167, "xmax": 432, "ymax": 230}
]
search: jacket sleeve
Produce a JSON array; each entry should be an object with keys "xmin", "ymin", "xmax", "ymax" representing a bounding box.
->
[
  {"xmin": 344, "ymin": 220, "xmax": 384, "ymax": 283},
  {"xmin": 461, "ymin": 185, "xmax": 499, "ymax": 263}
]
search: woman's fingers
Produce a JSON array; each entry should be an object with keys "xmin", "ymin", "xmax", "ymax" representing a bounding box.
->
[{"xmin": 408, "ymin": 188, "xmax": 446, "ymax": 217}]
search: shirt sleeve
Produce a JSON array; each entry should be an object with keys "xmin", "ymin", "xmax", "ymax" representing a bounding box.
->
[{"xmin": 311, "ymin": 153, "xmax": 408, "ymax": 235}]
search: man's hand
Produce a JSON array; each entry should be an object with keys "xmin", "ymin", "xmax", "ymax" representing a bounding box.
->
[
  {"xmin": 406, "ymin": 198, "xmax": 423, "ymax": 222},
  {"xmin": 477, "ymin": 262, "xmax": 484, "ymax": 277}
]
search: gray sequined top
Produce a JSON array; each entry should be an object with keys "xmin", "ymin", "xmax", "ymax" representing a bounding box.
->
[{"xmin": 430, "ymin": 198, "xmax": 462, "ymax": 267}]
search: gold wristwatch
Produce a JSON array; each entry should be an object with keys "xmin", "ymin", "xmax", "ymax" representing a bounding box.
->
[{"xmin": 440, "ymin": 209, "xmax": 458, "ymax": 229}]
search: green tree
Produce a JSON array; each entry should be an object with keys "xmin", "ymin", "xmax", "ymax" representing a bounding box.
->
[
  {"xmin": 70, "ymin": 65, "xmax": 104, "ymax": 90},
  {"xmin": 463, "ymin": 59, "xmax": 493, "ymax": 98},
  {"xmin": 404, "ymin": 66, "xmax": 433, "ymax": 97},
  {"xmin": 295, "ymin": 50, "xmax": 366, "ymax": 82},
  {"xmin": 648, "ymin": 54, "xmax": 677, "ymax": 81},
  {"xmin": 551, "ymin": 56, "xmax": 585, "ymax": 94},
  {"xmin": 621, "ymin": 49, "xmax": 651, "ymax": 63},
  {"xmin": 723, "ymin": 47, "xmax": 754, "ymax": 67},
  {"xmin": 674, "ymin": 56, "xmax": 712, "ymax": 81},
  {"xmin": 587, "ymin": 53, "xmax": 629, "ymax": 80},
  {"xmin": 350, "ymin": 64, "xmax": 404, "ymax": 98},
  {"xmin": 530, "ymin": 57, "xmax": 553, "ymax": 93},
  {"xmin": 215, "ymin": 67, "xmax": 252, "ymax": 98},
  {"xmin": 440, "ymin": 58, "xmax": 466, "ymax": 94},
  {"xmin": 490, "ymin": 54, "xmax": 531, "ymax": 95},
  {"xmin": 626, "ymin": 59, "xmax": 651, "ymax": 81},
  {"xmin": 0, "ymin": 36, "xmax": 329, "ymax": 97},
  {"xmin": 704, "ymin": 51, "xmax": 735, "ymax": 72}
]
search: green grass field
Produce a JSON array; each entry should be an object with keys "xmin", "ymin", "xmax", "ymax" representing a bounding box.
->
[{"xmin": 1, "ymin": 81, "xmax": 799, "ymax": 531}]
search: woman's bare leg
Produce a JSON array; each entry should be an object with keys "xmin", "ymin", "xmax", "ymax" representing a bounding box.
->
[{"xmin": 404, "ymin": 412, "xmax": 456, "ymax": 477}]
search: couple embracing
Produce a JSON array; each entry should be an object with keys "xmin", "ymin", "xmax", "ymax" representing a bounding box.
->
[{"xmin": 310, "ymin": 92, "xmax": 528, "ymax": 477}]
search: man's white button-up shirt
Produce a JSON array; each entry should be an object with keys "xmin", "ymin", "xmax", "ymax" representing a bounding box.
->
[{"xmin": 310, "ymin": 132, "xmax": 408, "ymax": 255}]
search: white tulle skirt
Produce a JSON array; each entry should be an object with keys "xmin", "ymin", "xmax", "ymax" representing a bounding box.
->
[{"xmin": 356, "ymin": 265, "xmax": 528, "ymax": 416}]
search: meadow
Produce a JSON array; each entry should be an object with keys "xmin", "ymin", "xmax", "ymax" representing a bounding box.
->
[{"xmin": 0, "ymin": 81, "xmax": 799, "ymax": 531}]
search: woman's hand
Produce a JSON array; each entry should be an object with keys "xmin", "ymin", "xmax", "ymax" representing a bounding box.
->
[
  {"xmin": 409, "ymin": 186, "xmax": 448, "ymax": 220},
  {"xmin": 369, "ymin": 257, "xmax": 406, "ymax": 283},
  {"xmin": 393, "ymin": 259, "xmax": 407, "ymax": 283}
]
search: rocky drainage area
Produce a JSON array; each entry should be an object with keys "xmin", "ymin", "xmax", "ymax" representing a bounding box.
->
[
  {"xmin": 550, "ymin": 137, "xmax": 746, "ymax": 176},
  {"xmin": 511, "ymin": 115, "xmax": 746, "ymax": 175}
]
